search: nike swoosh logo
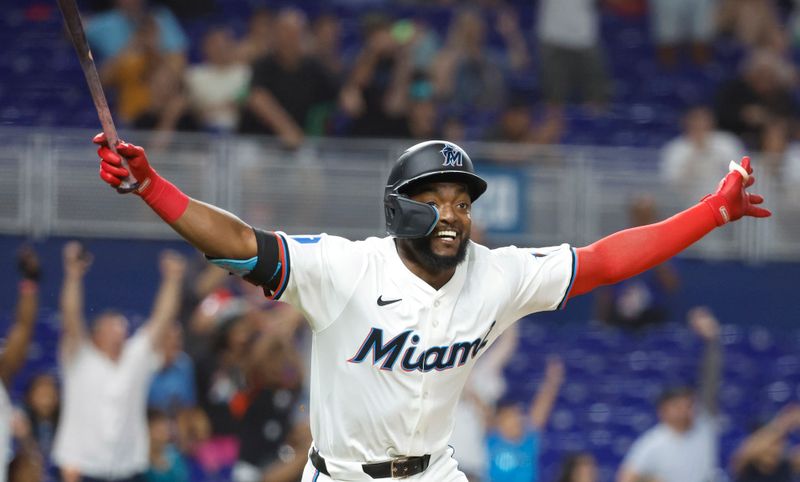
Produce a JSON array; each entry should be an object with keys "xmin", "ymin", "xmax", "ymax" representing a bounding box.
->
[{"xmin": 377, "ymin": 296, "xmax": 402, "ymax": 307}]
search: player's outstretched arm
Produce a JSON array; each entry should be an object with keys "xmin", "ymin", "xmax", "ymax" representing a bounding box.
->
[
  {"xmin": 60, "ymin": 241, "xmax": 91, "ymax": 359},
  {"xmin": 0, "ymin": 247, "xmax": 40, "ymax": 386},
  {"xmin": 570, "ymin": 157, "xmax": 770, "ymax": 298},
  {"xmin": 144, "ymin": 250, "xmax": 187, "ymax": 343},
  {"xmin": 94, "ymin": 134, "xmax": 257, "ymax": 260}
]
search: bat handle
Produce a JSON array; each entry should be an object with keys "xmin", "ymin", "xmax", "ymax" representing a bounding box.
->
[{"xmin": 107, "ymin": 141, "xmax": 140, "ymax": 194}]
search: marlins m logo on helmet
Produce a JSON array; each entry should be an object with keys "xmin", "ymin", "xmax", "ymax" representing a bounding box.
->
[{"xmin": 440, "ymin": 144, "xmax": 463, "ymax": 167}]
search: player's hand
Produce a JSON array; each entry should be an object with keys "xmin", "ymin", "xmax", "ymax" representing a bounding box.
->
[
  {"xmin": 17, "ymin": 245, "xmax": 41, "ymax": 282},
  {"xmin": 62, "ymin": 241, "xmax": 92, "ymax": 278},
  {"xmin": 159, "ymin": 249, "xmax": 187, "ymax": 281},
  {"xmin": 701, "ymin": 156, "xmax": 771, "ymax": 225},
  {"xmin": 94, "ymin": 133, "xmax": 159, "ymax": 194}
]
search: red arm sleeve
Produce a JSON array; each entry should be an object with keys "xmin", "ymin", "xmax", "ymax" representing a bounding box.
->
[{"xmin": 569, "ymin": 202, "xmax": 718, "ymax": 298}]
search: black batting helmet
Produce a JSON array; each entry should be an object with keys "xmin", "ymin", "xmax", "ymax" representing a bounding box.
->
[{"xmin": 384, "ymin": 140, "xmax": 487, "ymax": 238}]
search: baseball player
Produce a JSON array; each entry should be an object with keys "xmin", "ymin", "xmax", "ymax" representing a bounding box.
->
[{"xmin": 94, "ymin": 134, "xmax": 769, "ymax": 481}]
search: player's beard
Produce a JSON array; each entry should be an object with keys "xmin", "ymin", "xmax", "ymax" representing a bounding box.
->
[{"xmin": 409, "ymin": 231, "xmax": 470, "ymax": 272}]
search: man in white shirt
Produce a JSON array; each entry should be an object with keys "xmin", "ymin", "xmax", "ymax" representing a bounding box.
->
[
  {"xmin": 661, "ymin": 106, "xmax": 745, "ymax": 204},
  {"xmin": 0, "ymin": 247, "xmax": 40, "ymax": 482},
  {"xmin": 185, "ymin": 27, "xmax": 251, "ymax": 133},
  {"xmin": 52, "ymin": 242, "xmax": 186, "ymax": 482},
  {"xmin": 617, "ymin": 308, "xmax": 723, "ymax": 482},
  {"xmin": 94, "ymin": 134, "xmax": 769, "ymax": 481}
]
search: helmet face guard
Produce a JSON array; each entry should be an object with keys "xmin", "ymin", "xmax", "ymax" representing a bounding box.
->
[
  {"xmin": 384, "ymin": 140, "xmax": 487, "ymax": 239},
  {"xmin": 384, "ymin": 192, "xmax": 440, "ymax": 239}
]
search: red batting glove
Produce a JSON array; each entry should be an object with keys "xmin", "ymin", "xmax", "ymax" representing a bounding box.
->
[
  {"xmin": 701, "ymin": 156, "xmax": 772, "ymax": 226},
  {"xmin": 94, "ymin": 132, "xmax": 157, "ymax": 192},
  {"xmin": 94, "ymin": 133, "xmax": 189, "ymax": 223}
]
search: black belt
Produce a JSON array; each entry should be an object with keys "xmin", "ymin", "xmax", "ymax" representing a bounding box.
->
[{"xmin": 310, "ymin": 448, "xmax": 431, "ymax": 479}]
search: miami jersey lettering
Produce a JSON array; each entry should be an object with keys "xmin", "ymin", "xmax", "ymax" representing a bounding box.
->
[
  {"xmin": 349, "ymin": 321, "xmax": 496, "ymax": 372},
  {"xmin": 270, "ymin": 232, "xmax": 575, "ymax": 473}
]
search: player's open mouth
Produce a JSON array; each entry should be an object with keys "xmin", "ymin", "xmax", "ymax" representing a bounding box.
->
[{"xmin": 435, "ymin": 230, "xmax": 458, "ymax": 241}]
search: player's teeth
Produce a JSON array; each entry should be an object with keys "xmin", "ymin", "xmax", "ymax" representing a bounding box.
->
[{"xmin": 437, "ymin": 230, "xmax": 457, "ymax": 238}]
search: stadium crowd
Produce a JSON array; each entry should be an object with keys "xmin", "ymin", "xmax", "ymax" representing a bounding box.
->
[
  {"xmin": 1, "ymin": 0, "xmax": 800, "ymax": 481},
  {"xmin": 66, "ymin": 0, "xmax": 800, "ymax": 186},
  {"xmin": 0, "ymin": 226, "xmax": 796, "ymax": 482}
]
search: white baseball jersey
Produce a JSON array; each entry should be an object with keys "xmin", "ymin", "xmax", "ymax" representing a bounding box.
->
[{"xmin": 269, "ymin": 233, "xmax": 576, "ymax": 480}]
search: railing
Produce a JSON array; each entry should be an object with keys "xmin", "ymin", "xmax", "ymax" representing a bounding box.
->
[{"xmin": 0, "ymin": 127, "xmax": 796, "ymax": 262}]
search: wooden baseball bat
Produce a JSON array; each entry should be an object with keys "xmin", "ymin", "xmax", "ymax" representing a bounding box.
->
[{"xmin": 55, "ymin": 0, "xmax": 139, "ymax": 193}]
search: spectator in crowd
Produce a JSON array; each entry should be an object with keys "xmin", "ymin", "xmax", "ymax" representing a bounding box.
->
[
  {"xmin": 450, "ymin": 324, "xmax": 519, "ymax": 482},
  {"xmin": 235, "ymin": 8, "xmax": 274, "ymax": 65},
  {"xmin": 8, "ymin": 438, "xmax": 45, "ymax": 482},
  {"xmin": 147, "ymin": 323, "xmax": 196, "ymax": 414},
  {"xmin": 715, "ymin": 50, "xmax": 798, "ymax": 149},
  {"xmin": 131, "ymin": 62, "xmax": 199, "ymax": 147},
  {"xmin": 556, "ymin": 452, "xmax": 600, "ymax": 482},
  {"xmin": 53, "ymin": 243, "xmax": 186, "ymax": 482},
  {"xmin": 385, "ymin": 73, "xmax": 443, "ymax": 140},
  {"xmin": 594, "ymin": 196, "xmax": 680, "ymax": 329},
  {"xmin": 486, "ymin": 97, "xmax": 565, "ymax": 145},
  {"xmin": 8, "ymin": 410, "xmax": 43, "ymax": 482},
  {"xmin": 145, "ymin": 409, "xmax": 189, "ymax": 482},
  {"xmin": 193, "ymin": 306, "xmax": 255, "ymax": 468},
  {"xmin": 23, "ymin": 374, "xmax": 60, "ymax": 478},
  {"xmin": 780, "ymin": 131, "xmax": 800, "ymax": 202},
  {"xmin": 403, "ymin": 89, "xmax": 440, "ymax": 140},
  {"xmin": 718, "ymin": 0, "xmax": 787, "ymax": 53},
  {"xmin": 661, "ymin": 105, "xmax": 746, "ymax": 202},
  {"xmin": 649, "ymin": 0, "xmax": 715, "ymax": 66},
  {"xmin": 617, "ymin": 307, "xmax": 723, "ymax": 482},
  {"xmin": 432, "ymin": 8, "xmax": 528, "ymax": 112},
  {"xmin": 790, "ymin": 0, "xmax": 800, "ymax": 49},
  {"xmin": 185, "ymin": 27, "xmax": 251, "ymax": 133},
  {"xmin": 730, "ymin": 404, "xmax": 800, "ymax": 482},
  {"xmin": 232, "ymin": 307, "xmax": 309, "ymax": 482},
  {"xmin": 86, "ymin": 0, "xmax": 188, "ymax": 63},
  {"xmin": 238, "ymin": 8, "xmax": 339, "ymax": 148},
  {"xmin": 98, "ymin": 15, "xmax": 166, "ymax": 124},
  {"xmin": 1, "ymin": 247, "xmax": 40, "ymax": 482},
  {"xmin": 339, "ymin": 14, "xmax": 416, "ymax": 138},
  {"xmin": 174, "ymin": 406, "xmax": 211, "ymax": 456},
  {"xmin": 186, "ymin": 288, "xmax": 244, "ymax": 361},
  {"xmin": 172, "ymin": 256, "xmax": 231, "ymax": 360},
  {"xmin": 758, "ymin": 117, "xmax": 800, "ymax": 178},
  {"xmin": 536, "ymin": 0, "xmax": 610, "ymax": 109},
  {"xmin": 310, "ymin": 13, "xmax": 345, "ymax": 79},
  {"xmin": 404, "ymin": 20, "xmax": 442, "ymax": 74},
  {"xmin": 487, "ymin": 356, "xmax": 565, "ymax": 482}
]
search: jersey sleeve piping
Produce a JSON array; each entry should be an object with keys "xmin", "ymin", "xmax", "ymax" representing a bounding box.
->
[
  {"xmin": 267, "ymin": 232, "xmax": 291, "ymax": 300},
  {"xmin": 556, "ymin": 247, "xmax": 578, "ymax": 310}
]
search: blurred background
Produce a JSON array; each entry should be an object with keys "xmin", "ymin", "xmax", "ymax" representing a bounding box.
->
[{"xmin": 1, "ymin": 0, "xmax": 800, "ymax": 481}]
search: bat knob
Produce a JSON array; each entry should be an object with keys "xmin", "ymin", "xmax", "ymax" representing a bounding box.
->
[{"xmin": 116, "ymin": 181, "xmax": 140, "ymax": 194}]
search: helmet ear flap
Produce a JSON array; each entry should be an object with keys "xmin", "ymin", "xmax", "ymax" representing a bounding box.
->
[{"xmin": 384, "ymin": 193, "xmax": 439, "ymax": 238}]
